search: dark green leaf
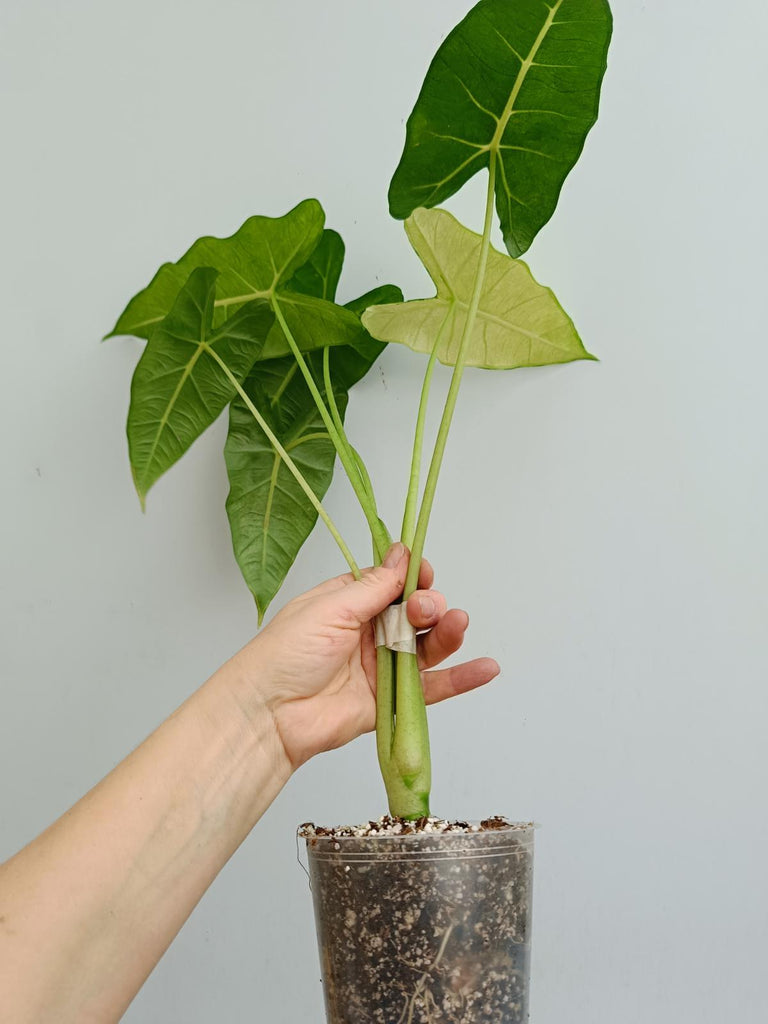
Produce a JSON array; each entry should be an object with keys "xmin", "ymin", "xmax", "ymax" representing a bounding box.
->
[
  {"xmin": 284, "ymin": 229, "xmax": 344, "ymax": 301},
  {"xmin": 224, "ymin": 364, "xmax": 345, "ymax": 623},
  {"xmin": 128, "ymin": 267, "xmax": 274, "ymax": 506},
  {"xmin": 344, "ymin": 284, "xmax": 403, "ymax": 320},
  {"xmin": 389, "ymin": 0, "xmax": 612, "ymax": 256},
  {"xmin": 259, "ymin": 289, "xmax": 368, "ymax": 360}
]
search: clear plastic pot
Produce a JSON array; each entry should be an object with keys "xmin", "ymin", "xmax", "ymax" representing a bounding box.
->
[{"xmin": 305, "ymin": 822, "xmax": 534, "ymax": 1023}]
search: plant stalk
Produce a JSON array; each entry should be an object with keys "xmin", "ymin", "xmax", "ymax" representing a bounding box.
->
[
  {"xmin": 401, "ymin": 313, "xmax": 451, "ymax": 548},
  {"xmin": 384, "ymin": 159, "xmax": 499, "ymax": 819},
  {"xmin": 390, "ymin": 650, "xmax": 431, "ymax": 812},
  {"xmin": 404, "ymin": 155, "xmax": 498, "ymax": 598},
  {"xmin": 376, "ymin": 645, "xmax": 431, "ymax": 819},
  {"xmin": 322, "ymin": 347, "xmax": 388, "ymax": 565},
  {"xmin": 271, "ymin": 297, "xmax": 390, "ymax": 557},
  {"xmin": 375, "ymin": 645, "xmax": 394, "ymax": 775}
]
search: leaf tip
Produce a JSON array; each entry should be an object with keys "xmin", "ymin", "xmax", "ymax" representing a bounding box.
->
[{"xmin": 131, "ymin": 463, "xmax": 148, "ymax": 512}]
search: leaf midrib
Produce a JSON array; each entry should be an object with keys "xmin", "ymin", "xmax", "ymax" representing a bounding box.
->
[
  {"xmin": 262, "ymin": 453, "xmax": 281, "ymax": 571},
  {"xmin": 125, "ymin": 220, "xmax": 319, "ymax": 335},
  {"xmin": 427, "ymin": 294, "xmax": 574, "ymax": 355},
  {"xmin": 413, "ymin": 209, "xmax": 571, "ymax": 352},
  {"xmin": 489, "ymin": 0, "xmax": 566, "ymax": 156},
  {"xmin": 140, "ymin": 342, "xmax": 206, "ymax": 495},
  {"xmin": 141, "ymin": 312, "xmax": 243, "ymax": 495}
]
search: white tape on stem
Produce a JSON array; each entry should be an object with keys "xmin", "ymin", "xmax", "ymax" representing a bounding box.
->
[{"xmin": 374, "ymin": 604, "xmax": 417, "ymax": 655}]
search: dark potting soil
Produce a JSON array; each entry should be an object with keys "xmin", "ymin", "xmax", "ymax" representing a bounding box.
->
[{"xmin": 301, "ymin": 817, "xmax": 533, "ymax": 1023}]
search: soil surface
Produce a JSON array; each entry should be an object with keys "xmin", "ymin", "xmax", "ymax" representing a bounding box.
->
[
  {"xmin": 299, "ymin": 815, "xmax": 521, "ymax": 838},
  {"xmin": 303, "ymin": 817, "xmax": 533, "ymax": 1023}
]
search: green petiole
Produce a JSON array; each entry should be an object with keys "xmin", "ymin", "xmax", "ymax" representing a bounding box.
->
[
  {"xmin": 206, "ymin": 345, "xmax": 361, "ymax": 580},
  {"xmin": 401, "ymin": 312, "xmax": 452, "ymax": 549},
  {"xmin": 404, "ymin": 154, "xmax": 498, "ymax": 598},
  {"xmin": 272, "ymin": 296, "xmax": 390, "ymax": 559},
  {"xmin": 321, "ymin": 348, "xmax": 387, "ymax": 563}
]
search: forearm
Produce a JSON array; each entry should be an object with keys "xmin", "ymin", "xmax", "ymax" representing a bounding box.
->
[{"xmin": 0, "ymin": 652, "xmax": 291, "ymax": 1023}]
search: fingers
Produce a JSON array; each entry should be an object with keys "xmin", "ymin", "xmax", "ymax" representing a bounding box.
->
[
  {"xmin": 321, "ymin": 552, "xmax": 432, "ymax": 594},
  {"xmin": 300, "ymin": 546, "xmax": 437, "ymax": 632},
  {"xmin": 416, "ymin": 608, "xmax": 470, "ymax": 670},
  {"xmin": 421, "ymin": 657, "xmax": 500, "ymax": 706},
  {"xmin": 405, "ymin": 593, "xmax": 472, "ymax": 671},
  {"xmin": 310, "ymin": 545, "xmax": 436, "ymax": 624},
  {"xmin": 323, "ymin": 543, "xmax": 409, "ymax": 626},
  {"xmin": 405, "ymin": 589, "xmax": 446, "ymax": 630}
]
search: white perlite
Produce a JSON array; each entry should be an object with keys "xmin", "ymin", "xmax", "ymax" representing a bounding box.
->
[{"xmin": 298, "ymin": 815, "xmax": 524, "ymax": 838}]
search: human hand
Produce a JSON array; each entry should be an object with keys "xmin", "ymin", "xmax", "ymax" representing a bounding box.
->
[{"xmin": 235, "ymin": 543, "xmax": 500, "ymax": 769}]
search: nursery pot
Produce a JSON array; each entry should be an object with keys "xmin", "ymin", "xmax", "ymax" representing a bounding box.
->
[{"xmin": 304, "ymin": 821, "xmax": 534, "ymax": 1024}]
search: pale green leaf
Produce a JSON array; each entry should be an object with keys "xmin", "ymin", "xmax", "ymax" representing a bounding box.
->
[
  {"xmin": 128, "ymin": 267, "xmax": 273, "ymax": 505},
  {"xmin": 389, "ymin": 0, "xmax": 612, "ymax": 257},
  {"xmin": 361, "ymin": 207, "xmax": 592, "ymax": 369}
]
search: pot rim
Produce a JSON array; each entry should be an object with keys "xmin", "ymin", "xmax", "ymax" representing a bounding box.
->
[{"xmin": 301, "ymin": 820, "xmax": 535, "ymax": 863}]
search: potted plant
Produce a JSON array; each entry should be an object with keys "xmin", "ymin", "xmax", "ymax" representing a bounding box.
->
[{"xmin": 107, "ymin": 0, "xmax": 612, "ymax": 1019}]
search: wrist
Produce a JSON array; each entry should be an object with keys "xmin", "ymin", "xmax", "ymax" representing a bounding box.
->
[{"xmin": 205, "ymin": 642, "xmax": 294, "ymax": 788}]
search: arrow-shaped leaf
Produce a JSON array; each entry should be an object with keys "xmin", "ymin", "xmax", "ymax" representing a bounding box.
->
[
  {"xmin": 128, "ymin": 266, "xmax": 274, "ymax": 505},
  {"xmin": 389, "ymin": 0, "xmax": 612, "ymax": 257},
  {"xmin": 361, "ymin": 207, "xmax": 592, "ymax": 369},
  {"xmin": 107, "ymin": 199, "xmax": 364, "ymax": 358},
  {"xmin": 224, "ymin": 227, "xmax": 400, "ymax": 617}
]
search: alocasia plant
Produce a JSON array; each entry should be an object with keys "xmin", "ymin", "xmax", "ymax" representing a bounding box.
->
[{"xmin": 107, "ymin": 0, "xmax": 612, "ymax": 819}]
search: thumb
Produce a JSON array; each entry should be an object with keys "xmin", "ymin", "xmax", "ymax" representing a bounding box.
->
[{"xmin": 333, "ymin": 543, "xmax": 409, "ymax": 625}]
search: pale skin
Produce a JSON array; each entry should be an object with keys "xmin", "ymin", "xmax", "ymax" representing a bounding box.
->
[{"xmin": 0, "ymin": 543, "xmax": 499, "ymax": 1023}]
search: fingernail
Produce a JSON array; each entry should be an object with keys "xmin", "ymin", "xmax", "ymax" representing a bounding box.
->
[
  {"xmin": 419, "ymin": 596, "xmax": 436, "ymax": 618},
  {"xmin": 383, "ymin": 542, "xmax": 406, "ymax": 569}
]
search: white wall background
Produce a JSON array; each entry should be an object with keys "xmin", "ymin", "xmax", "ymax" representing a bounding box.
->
[{"xmin": 1, "ymin": 1, "xmax": 766, "ymax": 1020}]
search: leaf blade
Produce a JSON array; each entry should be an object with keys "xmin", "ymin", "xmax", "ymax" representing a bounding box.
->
[
  {"xmin": 361, "ymin": 207, "xmax": 591, "ymax": 370},
  {"xmin": 224, "ymin": 365, "xmax": 345, "ymax": 622},
  {"xmin": 108, "ymin": 199, "xmax": 325, "ymax": 341},
  {"xmin": 224, "ymin": 257, "xmax": 400, "ymax": 615},
  {"xmin": 127, "ymin": 267, "xmax": 274, "ymax": 504},
  {"xmin": 388, "ymin": 0, "xmax": 612, "ymax": 256}
]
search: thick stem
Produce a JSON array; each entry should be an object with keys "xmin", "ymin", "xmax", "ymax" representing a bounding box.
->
[
  {"xmin": 376, "ymin": 648, "xmax": 428, "ymax": 818},
  {"xmin": 272, "ymin": 297, "xmax": 390, "ymax": 556},
  {"xmin": 375, "ymin": 645, "xmax": 430, "ymax": 819},
  {"xmin": 205, "ymin": 346, "xmax": 360, "ymax": 579},
  {"xmin": 390, "ymin": 651, "xmax": 431, "ymax": 818},
  {"xmin": 404, "ymin": 156, "xmax": 498, "ymax": 598},
  {"xmin": 375, "ymin": 645, "xmax": 394, "ymax": 774}
]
